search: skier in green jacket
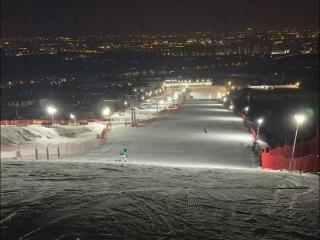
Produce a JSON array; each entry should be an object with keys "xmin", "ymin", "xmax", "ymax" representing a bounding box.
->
[{"xmin": 120, "ymin": 148, "xmax": 127, "ymax": 162}]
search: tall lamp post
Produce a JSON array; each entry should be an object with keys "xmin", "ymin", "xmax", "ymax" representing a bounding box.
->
[
  {"xmin": 256, "ymin": 118, "xmax": 263, "ymax": 142},
  {"xmin": 290, "ymin": 114, "xmax": 306, "ymax": 170},
  {"xmin": 70, "ymin": 113, "xmax": 76, "ymax": 125},
  {"xmin": 244, "ymin": 106, "xmax": 249, "ymax": 115},
  {"xmin": 173, "ymin": 92, "xmax": 178, "ymax": 105},
  {"xmin": 47, "ymin": 106, "xmax": 57, "ymax": 125},
  {"xmin": 102, "ymin": 107, "xmax": 111, "ymax": 120}
]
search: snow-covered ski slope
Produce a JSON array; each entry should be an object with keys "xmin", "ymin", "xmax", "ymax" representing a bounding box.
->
[
  {"xmin": 1, "ymin": 161, "xmax": 319, "ymax": 240},
  {"xmin": 1, "ymin": 93, "xmax": 319, "ymax": 240},
  {"xmin": 76, "ymin": 99, "xmax": 256, "ymax": 169}
]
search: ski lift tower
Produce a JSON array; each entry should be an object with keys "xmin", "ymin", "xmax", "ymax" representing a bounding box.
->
[{"xmin": 125, "ymin": 94, "xmax": 138, "ymax": 126}]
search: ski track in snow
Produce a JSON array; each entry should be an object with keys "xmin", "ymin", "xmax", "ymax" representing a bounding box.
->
[
  {"xmin": 1, "ymin": 162, "xmax": 319, "ymax": 240},
  {"xmin": 1, "ymin": 99, "xmax": 319, "ymax": 240}
]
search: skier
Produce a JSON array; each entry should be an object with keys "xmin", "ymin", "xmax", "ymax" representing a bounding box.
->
[
  {"xmin": 120, "ymin": 148, "xmax": 127, "ymax": 162},
  {"xmin": 203, "ymin": 128, "xmax": 208, "ymax": 133}
]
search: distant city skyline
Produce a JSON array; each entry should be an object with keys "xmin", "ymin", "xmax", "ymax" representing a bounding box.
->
[{"xmin": 1, "ymin": 0, "xmax": 319, "ymax": 38}]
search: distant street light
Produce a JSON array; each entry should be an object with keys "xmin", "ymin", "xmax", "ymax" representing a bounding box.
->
[
  {"xmin": 141, "ymin": 96, "xmax": 145, "ymax": 100},
  {"xmin": 124, "ymin": 101, "xmax": 128, "ymax": 106},
  {"xmin": 256, "ymin": 118, "xmax": 264, "ymax": 142},
  {"xmin": 244, "ymin": 106, "xmax": 249, "ymax": 114},
  {"xmin": 228, "ymin": 81, "xmax": 232, "ymax": 86},
  {"xmin": 290, "ymin": 114, "xmax": 306, "ymax": 169},
  {"xmin": 229, "ymin": 105, "xmax": 234, "ymax": 110},
  {"xmin": 47, "ymin": 106, "xmax": 57, "ymax": 124}
]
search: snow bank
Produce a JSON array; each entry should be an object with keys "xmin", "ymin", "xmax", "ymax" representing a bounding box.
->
[{"xmin": 0, "ymin": 124, "xmax": 106, "ymax": 147}]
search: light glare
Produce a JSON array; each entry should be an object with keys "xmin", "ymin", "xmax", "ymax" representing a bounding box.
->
[
  {"xmin": 294, "ymin": 114, "xmax": 306, "ymax": 124},
  {"xmin": 47, "ymin": 106, "xmax": 57, "ymax": 115},
  {"xmin": 102, "ymin": 107, "xmax": 111, "ymax": 116}
]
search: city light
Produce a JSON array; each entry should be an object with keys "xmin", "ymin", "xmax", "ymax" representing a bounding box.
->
[
  {"xmin": 141, "ymin": 96, "xmax": 145, "ymax": 100},
  {"xmin": 244, "ymin": 106, "xmax": 249, "ymax": 113},
  {"xmin": 229, "ymin": 105, "xmax": 234, "ymax": 110},
  {"xmin": 124, "ymin": 101, "xmax": 128, "ymax": 106},
  {"xmin": 228, "ymin": 81, "xmax": 232, "ymax": 86}
]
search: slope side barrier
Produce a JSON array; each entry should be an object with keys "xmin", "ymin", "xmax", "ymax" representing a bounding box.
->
[
  {"xmin": 4, "ymin": 127, "xmax": 111, "ymax": 161},
  {"xmin": 261, "ymin": 150, "xmax": 319, "ymax": 173}
]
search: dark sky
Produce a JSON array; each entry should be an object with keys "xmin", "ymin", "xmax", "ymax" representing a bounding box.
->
[{"xmin": 1, "ymin": 0, "xmax": 319, "ymax": 37}]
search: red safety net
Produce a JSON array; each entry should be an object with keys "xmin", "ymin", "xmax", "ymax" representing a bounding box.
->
[{"xmin": 261, "ymin": 136, "xmax": 319, "ymax": 173}]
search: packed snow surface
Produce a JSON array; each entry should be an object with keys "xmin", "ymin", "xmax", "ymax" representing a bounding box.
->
[
  {"xmin": 75, "ymin": 99, "xmax": 256, "ymax": 169},
  {"xmin": 1, "ymin": 162, "xmax": 319, "ymax": 240},
  {"xmin": 1, "ymin": 99, "xmax": 319, "ymax": 239}
]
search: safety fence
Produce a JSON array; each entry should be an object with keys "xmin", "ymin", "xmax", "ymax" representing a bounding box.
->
[
  {"xmin": 268, "ymin": 136, "xmax": 319, "ymax": 158},
  {"xmin": 0, "ymin": 119, "xmax": 129, "ymax": 127},
  {"xmin": 9, "ymin": 138, "xmax": 108, "ymax": 161},
  {"xmin": 261, "ymin": 136, "xmax": 319, "ymax": 173},
  {"xmin": 233, "ymin": 107, "xmax": 319, "ymax": 173},
  {"xmin": 261, "ymin": 152, "xmax": 319, "ymax": 173},
  {"xmin": 0, "ymin": 119, "xmax": 102, "ymax": 126},
  {"xmin": 2, "ymin": 124, "xmax": 111, "ymax": 161}
]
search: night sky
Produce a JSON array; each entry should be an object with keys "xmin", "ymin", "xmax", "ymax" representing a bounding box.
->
[{"xmin": 1, "ymin": 0, "xmax": 319, "ymax": 37}]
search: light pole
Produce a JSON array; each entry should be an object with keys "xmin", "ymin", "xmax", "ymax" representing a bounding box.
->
[
  {"xmin": 47, "ymin": 106, "xmax": 57, "ymax": 125},
  {"xmin": 70, "ymin": 113, "xmax": 76, "ymax": 125},
  {"xmin": 173, "ymin": 92, "xmax": 178, "ymax": 105},
  {"xmin": 290, "ymin": 114, "xmax": 306, "ymax": 169},
  {"xmin": 102, "ymin": 107, "xmax": 111, "ymax": 120},
  {"xmin": 244, "ymin": 106, "xmax": 249, "ymax": 115},
  {"xmin": 156, "ymin": 100, "xmax": 159, "ymax": 113},
  {"xmin": 256, "ymin": 118, "xmax": 263, "ymax": 142}
]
